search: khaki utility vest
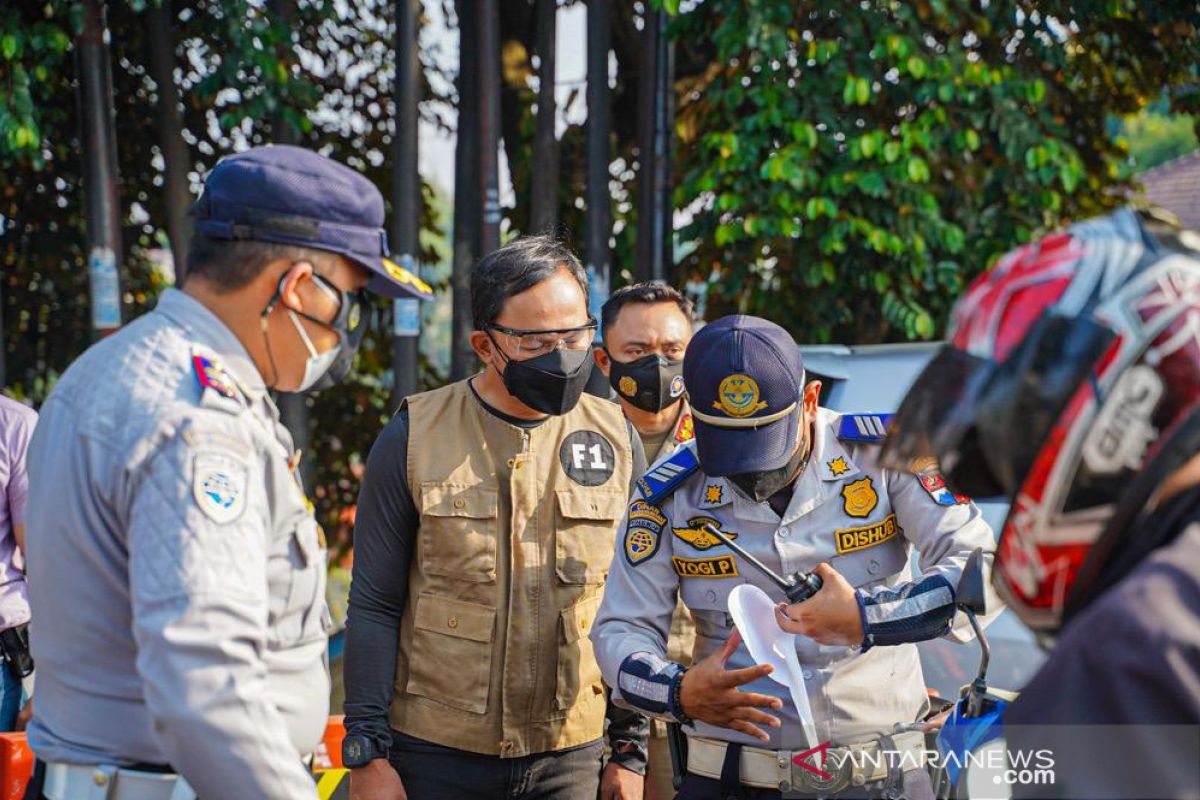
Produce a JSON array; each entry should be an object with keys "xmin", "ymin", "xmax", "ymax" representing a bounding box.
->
[{"xmin": 390, "ymin": 379, "xmax": 632, "ymax": 757}]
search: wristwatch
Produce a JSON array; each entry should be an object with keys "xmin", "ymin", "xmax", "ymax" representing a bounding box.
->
[{"xmin": 342, "ymin": 733, "xmax": 387, "ymax": 768}]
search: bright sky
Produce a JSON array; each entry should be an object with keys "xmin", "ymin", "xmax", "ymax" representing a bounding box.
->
[{"xmin": 419, "ymin": 3, "xmax": 590, "ymax": 200}]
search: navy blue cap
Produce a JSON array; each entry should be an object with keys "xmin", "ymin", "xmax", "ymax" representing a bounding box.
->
[
  {"xmin": 683, "ymin": 315, "xmax": 805, "ymax": 476},
  {"xmin": 192, "ymin": 145, "xmax": 432, "ymax": 300}
]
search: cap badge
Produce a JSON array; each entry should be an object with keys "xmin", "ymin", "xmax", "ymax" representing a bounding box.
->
[
  {"xmin": 842, "ymin": 477, "xmax": 878, "ymax": 518},
  {"xmin": 618, "ymin": 375, "xmax": 638, "ymax": 397},
  {"xmin": 714, "ymin": 374, "xmax": 768, "ymax": 418}
]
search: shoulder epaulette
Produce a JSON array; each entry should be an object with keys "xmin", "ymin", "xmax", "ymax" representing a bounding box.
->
[
  {"xmin": 636, "ymin": 439, "xmax": 699, "ymax": 505},
  {"xmin": 837, "ymin": 413, "xmax": 894, "ymax": 443}
]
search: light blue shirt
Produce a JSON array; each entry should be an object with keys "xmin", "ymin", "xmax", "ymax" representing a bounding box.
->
[{"xmin": 25, "ymin": 289, "xmax": 328, "ymax": 798}]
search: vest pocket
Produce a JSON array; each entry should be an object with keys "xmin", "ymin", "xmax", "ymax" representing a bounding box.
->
[
  {"xmin": 555, "ymin": 593, "xmax": 605, "ymax": 710},
  {"xmin": 554, "ymin": 487, "xmax": 626, "ymax": 584},
  {"xmin": 406, "ymin": 593, "xmax": 496, "ymax": 714},
  {"xmin": 419, "ymin": 483, "xmax": 499, "ymax": 582}
]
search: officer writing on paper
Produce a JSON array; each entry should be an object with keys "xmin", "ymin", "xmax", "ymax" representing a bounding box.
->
[
  {"xmin": 591, "ymin": 316, "xmax": 998, "ymax": 799},
  {"xmin": 591, "ymin": 283, "xmax": 696, "ymax": 800},
  {"xmin": 23, "ymin": 146, "xmax": 427, "ymax": 800}
]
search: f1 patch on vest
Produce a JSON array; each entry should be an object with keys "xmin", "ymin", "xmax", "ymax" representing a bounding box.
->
[
  {"xmin": 672, "ymin": 555, "xmax": 739, "ymax": 579},
  {"xmin": 842, "ymin": 477, "xmax": 878, "ymax": 518},
  {"xmin": 560, "ymin": 430, "xmax": 616, "ymax": 486},
  {"xmin": 672, "ymin": 516, "xmax": 737, "ymax": 551},
  {"xmin": 835, "ymin": 513, "xmax": 901, "ymax": 555},
  {"xmin": 625, "ymin": 500, "xmax": 666, "ymax": 566}
]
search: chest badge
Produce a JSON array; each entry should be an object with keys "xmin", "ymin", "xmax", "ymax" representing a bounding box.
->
[
  {"xmin": 673, "ymin": 515, "xmax": 737, "ymax": 550},
  {"xmin": 827, "ymin": 456, "xmax": 851, "ymax": 477},
  {"xmin": 841, "ymin": 477, "xmax": 878, "ymax": 518}
]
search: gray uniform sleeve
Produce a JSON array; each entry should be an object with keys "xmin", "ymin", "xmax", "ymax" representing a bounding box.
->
[
  {"xmin": 591, "ymin": 497, "xmax": 686, "ymax": 721},
  {"xmin": 855, "ymin": 468, "xmax": 997, "ymax": 648},
  {"xmin": 127, "ymin": 413, "xmax": 316, "ymax": 799}
]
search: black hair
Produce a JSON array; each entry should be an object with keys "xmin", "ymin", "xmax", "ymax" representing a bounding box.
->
[
  {"xmin": 600, "ymin": 282, "xmax": 694, "ymax": 332},
  {"xmin": 183, "ymin": 234, "xmax": 336, "ymax": 292},
  {"xmin": 470, "ymin": 235, "xmax": 588, "ymax": 329}
]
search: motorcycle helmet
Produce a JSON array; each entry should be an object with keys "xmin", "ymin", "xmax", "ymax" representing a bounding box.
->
[{"xmin": 881, "ymin": 207, "xmax": 1200, "ymax": 636}]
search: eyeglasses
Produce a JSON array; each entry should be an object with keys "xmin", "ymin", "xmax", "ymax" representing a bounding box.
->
[
  {"xmin": 486, "ymin": 318, "xmax": 599, "ymax": 355},
  {"xmin": 269, "ymin": 272, "xmax": 370, "ymax": 348}
]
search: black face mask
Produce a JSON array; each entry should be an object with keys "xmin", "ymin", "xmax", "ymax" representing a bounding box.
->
[
  {"xmin": 493, "ymin": 340, "xmax": 594, "ymax": 416},
  {"xmin": 607, "ymin": 351, "xmax": 685, "ymax": 413},
  {"xmin": 728, "ymin": 428, "xmax": 810, "ymax": 503}
]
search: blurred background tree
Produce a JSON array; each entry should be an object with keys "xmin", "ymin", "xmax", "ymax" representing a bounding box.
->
[
  {"xmin": 663, "ymin": 0, "xmax": 1200, "ymax": 342},
  {"xmin": 0, "ymin": 0, "xmax": 445, "ymax": 534}
]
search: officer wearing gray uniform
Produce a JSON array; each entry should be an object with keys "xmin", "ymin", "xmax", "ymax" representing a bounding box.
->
[
  {"xmin": 591, "ymin": 316, "xmax": 997, "ymax": 799},
  {"xmin": 23, "ymin": 146, "xmax": 429, "ymax": 800}
]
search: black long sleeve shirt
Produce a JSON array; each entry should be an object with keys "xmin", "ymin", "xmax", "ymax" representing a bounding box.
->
[{"xmin": 343, "ymin": 394, "xmax": 649, "ymax": 771}]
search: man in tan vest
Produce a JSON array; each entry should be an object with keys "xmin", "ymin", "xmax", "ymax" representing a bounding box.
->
[
  {"xmin": 344, "ymin": 235, "xmax": 649, "ymax": 800},
  {"xmin": 592, "ymin": 283, "xmax": 696, "ymax": 800}
]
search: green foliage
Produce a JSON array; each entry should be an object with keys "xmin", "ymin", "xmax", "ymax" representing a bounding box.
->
[
  {"xmin": 664, "ymin": 1, "xmax": 1200, "ymax": 342},
  {"xmin": 0, "ymin": 0, "xmax": 447, "ymax": 533},
  {"xmin": 1118, "ymin": 107, "xmax": 1198, "ymax": 172}
]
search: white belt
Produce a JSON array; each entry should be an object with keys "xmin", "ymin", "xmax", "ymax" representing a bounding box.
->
[
  {"xmin": 686, "ymin": 733, "xmax": 925, "ymax": 795},
  {"xmin": 43, "ymin": 763, "xmax": 196, "ymax": 800}
]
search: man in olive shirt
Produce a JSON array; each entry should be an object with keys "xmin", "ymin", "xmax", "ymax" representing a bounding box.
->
[
  {"xmin": 344, "ymin": 236, "xmax": 648, "ymax": 800},
  {"xmin": 592, "ymin": 283, "xmax": 695, "ymax": 799}
]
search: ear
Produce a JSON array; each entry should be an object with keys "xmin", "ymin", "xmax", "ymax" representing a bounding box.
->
[
  {"xmin": 469, "ymin": 330, "xmax": 496, "ymax": 365},
  {"xmin": 593, "ymin": 346, "xmax": 611, "ymax": 377},
  {"xmin": 802, "ymin": 379, "xmax": 822, "ymax": 416},
  {"xmin": 277, "ymin": 260, "xmax": 315, "ymax": 313}
]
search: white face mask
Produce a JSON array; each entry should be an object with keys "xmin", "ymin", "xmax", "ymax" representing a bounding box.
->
[{"xmin": 288, "ymin": 309, "xmax": 342, "ymax": 393}]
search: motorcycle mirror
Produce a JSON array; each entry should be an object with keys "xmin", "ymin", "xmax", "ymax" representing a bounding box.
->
[{"xmin": 956, "ymin": 547, "xmax": 988, "ymax": 616}]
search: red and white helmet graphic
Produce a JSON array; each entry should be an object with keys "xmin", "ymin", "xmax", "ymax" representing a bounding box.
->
[{"xmin": 883, "ymin": 208, "xmax": 1200, "ymax": 633}]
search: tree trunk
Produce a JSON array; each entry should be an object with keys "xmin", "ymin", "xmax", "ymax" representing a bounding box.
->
[
  {"xmin": 450, "ymin": 1, "xmax": 481, "ymax": 380},
  {"xmin": 529, "ymin": 0, "xmax": 558, "ymax": 234},
  {"xmin": 144, "ymin": 0, "xmax": 192, "ymax": 281}
]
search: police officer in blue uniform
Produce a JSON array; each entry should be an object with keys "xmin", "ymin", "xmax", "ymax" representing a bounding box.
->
[
  {"xmin": 592, "ymin": 316, "xmax": 998, "ymax": 799},
  {"xmin": 22, "ymin": 145, "xmax": 428, "ymax": 800}
]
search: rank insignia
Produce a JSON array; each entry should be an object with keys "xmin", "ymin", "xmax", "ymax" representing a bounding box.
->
[
  {"xmin": 618, "ymin": 375, "xmax": 638, "ymax": 397},
  {"xmin": 625, "ymin": 500, "xmax": 666, "ymax": 566},
  {"xmin": 827, "ymin": 456, "xmax": 851, "ymax": 477},
  {"xmin": 835, "ymin": 513, "xmax": 900, "ymax": 554},
  {"xmin": 842, "ymin": 477, "xmax": 878, "ymax": 518},
  {"xmin": 673, "ymin": 515, "xmax": 737, "ymax": 550},
  {"xmin": 192, "ymin": 354, "xmax": 238, "ymax": 400},
  {"xmin": 672, "ymin": 555, "xmax": 738, "ymax": 579},
  {"xmin": 714, "ymin": 374, "xmax": 767, "ymax": 418},
  {"xmin": 917, "ymin": 469, "xmax": 970, "ymax": 506},
  {"xmin": 703, "ymin": 483, "xmax": 724, "ymax": 505}
]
